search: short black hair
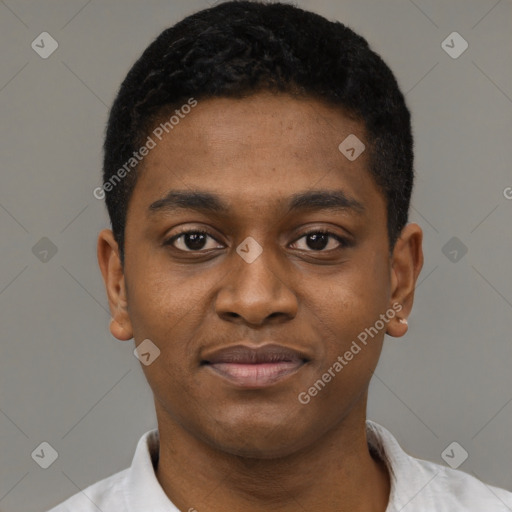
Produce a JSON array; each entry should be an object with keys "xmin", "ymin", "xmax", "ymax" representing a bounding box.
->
[{"xmin": 102, "ymin": 0, "xmax": 414, "ymax": 265}]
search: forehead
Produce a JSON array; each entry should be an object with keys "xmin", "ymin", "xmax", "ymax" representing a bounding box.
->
[
  {"xmin": 145, "ymin": 93, "xmax": 365, "ymax": 167},
  {"xmin": 129, "ymin": 93, "xmax": 381, "ymax": 218}
]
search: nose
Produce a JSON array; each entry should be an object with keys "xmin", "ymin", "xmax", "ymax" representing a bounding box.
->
[{"xmin": 214, "ymin": 243, "xmax": 298, "ymax": 326}]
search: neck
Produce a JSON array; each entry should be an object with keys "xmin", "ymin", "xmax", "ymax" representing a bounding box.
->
[{"xmin": 154, "ymin": 403, "xmax": 390, "ymax": 512}]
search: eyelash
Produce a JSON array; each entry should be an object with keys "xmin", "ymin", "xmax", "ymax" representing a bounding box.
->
[{"xmin": 164, "ymin": 228, "xmax": 350, "ymax": 252}]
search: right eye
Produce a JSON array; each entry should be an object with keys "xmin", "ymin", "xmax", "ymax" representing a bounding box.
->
[{"xmin": 164, "ymin": 229, "xmax": 224, "ymax": 252}]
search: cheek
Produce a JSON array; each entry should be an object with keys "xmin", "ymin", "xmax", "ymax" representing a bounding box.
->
[
  {"xmin": 127, "ymin": 263, "xmax": 196, "ymax": 339},
  {"xmin": 126, "ymin": 265, "xmax": 214, "ymax": 379},
  {"xmin": 316, "ymin": 256, "xmax": 390, "ymax": 325},
  {"xmin": 349, "ymin": 244, "xmax": 391, "ymax": 313},
  {"xmin": 306, "ymin": 252, "xmax": 390, "ymax": 368},
  {"xmin": 132, "ymin": 278, "xmax": 200, "ymax": 413}
]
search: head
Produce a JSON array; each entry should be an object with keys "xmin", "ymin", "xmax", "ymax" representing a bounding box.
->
[{"xmin": 98, "ymin": 1, "xmax": 423, "ymax": 458}]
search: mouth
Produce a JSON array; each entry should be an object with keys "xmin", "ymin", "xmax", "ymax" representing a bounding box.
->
[{"xmin": 201, "ymin": 344, "xmax": 310, "ymax": 388}]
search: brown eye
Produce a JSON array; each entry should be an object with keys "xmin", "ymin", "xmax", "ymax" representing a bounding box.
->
[
  {"xmin": 291, "ymin": 230, "xmax": 349, "ymax": 252},
  {"xmin": 165, "ymin": 230, "xmax": 223, "ymax": 252}
]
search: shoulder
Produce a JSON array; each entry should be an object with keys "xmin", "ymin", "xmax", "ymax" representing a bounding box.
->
[
  {"xmin": 46, "ymin": 429, "xmax": 160, "ymax": 511},
  {"xmin": 409, "ymin": 456, "xmax": 512, "ymax": 511},
  {"xmin": 46, "ymin": 467, "xmax": 129, "ymax": 512},
  {"xmin": 366, "ymin": 421, "xmax": 512, "ymax": 511}
]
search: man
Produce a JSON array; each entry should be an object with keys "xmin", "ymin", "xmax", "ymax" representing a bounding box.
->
[{"xmin": 49, "ymin": 1, "xmax": 512, "ymax": 510}]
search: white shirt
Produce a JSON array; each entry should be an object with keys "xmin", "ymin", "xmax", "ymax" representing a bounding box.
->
[{"xmin": 47, "ymin": 421, "xmax": 512, "ymax": 511}]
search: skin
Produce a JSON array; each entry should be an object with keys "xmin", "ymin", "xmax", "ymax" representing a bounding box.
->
[{"xmin": 98, "ymin": 92, "xmax": 423, "ymax": 512}]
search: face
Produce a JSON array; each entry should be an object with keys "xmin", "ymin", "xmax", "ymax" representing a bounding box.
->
[{"xmin": 99, "ymin": 92, "xmax": 422, "ymax": 458}]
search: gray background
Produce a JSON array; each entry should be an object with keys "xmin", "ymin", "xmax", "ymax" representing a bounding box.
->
[{"xmin": 0, "ymin": 0, "xmax": 511, "ymax": 510}]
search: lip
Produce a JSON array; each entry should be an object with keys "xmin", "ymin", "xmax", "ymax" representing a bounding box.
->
[{"xmin": 201, "ymin": 344, "xmax": 310, "ymax": 388}]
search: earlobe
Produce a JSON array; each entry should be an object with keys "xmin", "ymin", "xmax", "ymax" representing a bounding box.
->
[
  {"xmin": 109, "ymin": 316, "xmax": 133, "ymax": 341},
  {"xmin": 386, "ymin": 311, "xmax": 409, "ymax": 338},
  {"xmin": 97, "ymin": 229, "xmax": 133, "ymax": 341}
]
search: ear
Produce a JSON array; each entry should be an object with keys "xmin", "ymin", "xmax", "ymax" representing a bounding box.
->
[
  {"xmin": 386, "ymin": 223, "xmax": 424, "ymax": 338},
  {"xmin": 97, "ymin": 229, "xmax": 133, "ymax": 341}
]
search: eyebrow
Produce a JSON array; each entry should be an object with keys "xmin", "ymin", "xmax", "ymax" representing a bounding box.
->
[{"xmin": 148, "ymin": 189, "xmax": 365, "ymax": 216}]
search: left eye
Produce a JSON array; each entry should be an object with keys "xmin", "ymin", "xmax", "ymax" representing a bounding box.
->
[{"xmin": 291, "ymin": 231, "xmax": 348, "ymax": 252}]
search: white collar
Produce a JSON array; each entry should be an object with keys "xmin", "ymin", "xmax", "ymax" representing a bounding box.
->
[{"xmin": 120, "ymin": 420, "xmax": 512, "ymax": 511}]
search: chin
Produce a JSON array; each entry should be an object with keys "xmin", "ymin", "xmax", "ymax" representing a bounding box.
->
[
  {"xmin": 215, "ymin": 435, "xmax": 308, "ymax": 460},
  {"xmin": 200, "ymin": 414, "xmax": 314, "ymax": 459}
]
